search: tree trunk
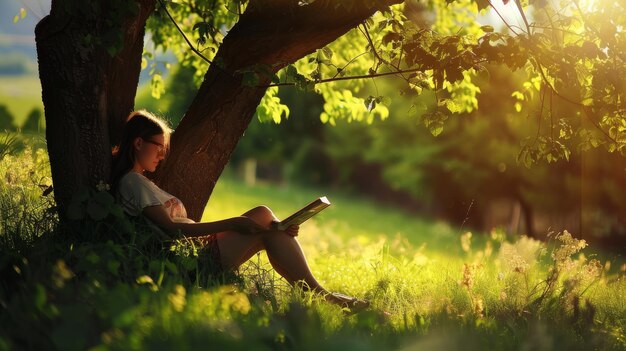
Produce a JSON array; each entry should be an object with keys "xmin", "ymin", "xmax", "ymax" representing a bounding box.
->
[
  {"xmin": 36, "ymin": 0, "xmax": 155, "ymax": 217},
  {"xmin": 154, "ymin": 0, "xmax": 402, "ymax": 220}
]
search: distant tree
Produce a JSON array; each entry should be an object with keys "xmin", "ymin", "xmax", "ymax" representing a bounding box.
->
[
  {"xmin": 21, "ymin": 108, "xmax": 44, "ymax": 133},
  {"xmin": 0, "ymin": 105, "xmax": 16, "ymax": 132}
]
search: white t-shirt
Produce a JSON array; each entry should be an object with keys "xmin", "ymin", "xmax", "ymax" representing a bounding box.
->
[{"xmin": 116, "ymin": 171, "xmax": 194, "ymax": 237}]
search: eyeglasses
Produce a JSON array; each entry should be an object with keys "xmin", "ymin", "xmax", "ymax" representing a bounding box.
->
[{"xmin": 142, "ymin": 138, "xmax": 166, "ymax": 155}]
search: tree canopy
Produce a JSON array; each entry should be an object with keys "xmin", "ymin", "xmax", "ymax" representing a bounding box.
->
[{"xmin": 146, "ymin": 0, "xmax": 625, "ymax": 166}]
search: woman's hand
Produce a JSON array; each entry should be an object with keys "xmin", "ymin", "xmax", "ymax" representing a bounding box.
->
[
  {"xmin": 231, "ymin": 216, "xmax": 268, "ymax": 235},
  {"xmin": 269, "ymin": 220, "xmax": 299, "ymax": 237},
  {"xmin": 285, "ymin": 224, "xmax": 299, "ymax": 237}
]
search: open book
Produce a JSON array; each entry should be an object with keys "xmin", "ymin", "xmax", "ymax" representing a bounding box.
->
[{"xmin": 271, "ymin": 196, "xmax": 331, "ymax": 230}]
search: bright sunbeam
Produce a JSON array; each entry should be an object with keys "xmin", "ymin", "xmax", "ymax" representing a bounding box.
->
[{"xmin": 486, "ymin": 0, "xmax": 530, "ymax": 35}]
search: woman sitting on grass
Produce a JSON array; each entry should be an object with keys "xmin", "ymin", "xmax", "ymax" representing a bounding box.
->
[{"xmin": 110, "ymin": 110, "xmax": 368, "ymax": 312}]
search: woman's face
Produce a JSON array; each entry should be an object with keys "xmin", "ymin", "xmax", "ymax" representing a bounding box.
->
[{"xmin": 133, "ymin": 133, "xmax": 166, "ymax": 173}]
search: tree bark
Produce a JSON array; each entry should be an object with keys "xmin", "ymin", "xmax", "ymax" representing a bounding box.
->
[
  {"xmin": 154, "ymin": 0, "xmax": 402, "ymax": 220},
  {"xmin": 36, "ymin": 0, "xmax": 155, "ymax": 217}
]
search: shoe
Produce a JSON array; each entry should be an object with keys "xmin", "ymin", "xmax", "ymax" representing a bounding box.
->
[{"xmin": 327, "ymin": 292, "xmax": 370, "ymax": 315}]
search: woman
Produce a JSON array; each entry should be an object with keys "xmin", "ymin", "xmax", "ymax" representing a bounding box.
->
[{"xmin": 110, "ymin": 110, "xmax": 368, "ymax": 312}]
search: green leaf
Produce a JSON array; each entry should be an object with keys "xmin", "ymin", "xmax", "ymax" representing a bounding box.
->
[
  {"xmin": 34, "ymin": 284, "xmax": 47, "ymax": 310},
  {"xmin": 445, "ymin": 99, "xmax": 464, "ymax": 113},
  {"xmin": 428, "ymin": 121, "xmax": 444, "ymax": 136},
  {"xmin": 321, "ymin": 47, "xmax": 333, "ymax": 60},
  {"xmin": 165, "ymin": 259, "xmax": 179, "ymax": 274},
  {"xmin": 422, "ymin": 111, "xmax": 448, "ymax": 137},
  {"xmin": 365, "ymin": 96, "xmax": 377, "ymax": 112},
  {"xmin": 382, "ymin": 32, "xmax": 402, "ymax": 45},
  {"xmin": 93, "ymin": 191, "xmax": 114, "ymax": 206},
  {"xmin": 13, "ymin": 8, "xmax": 26, "ymax": 24},
  {"xmin": 110, "ymin": 205, "xmax": 125, "ymax": 219},
  {"xmin": 107, "ymin": 260, "xmax": 121, "ymax": 275},
  {"xmin": 151, "ymin": 73, "xmax": 165, "ymax": 99},
  {"xmin": 193, "ymin": 22, "xmax": 210, "ymax": 45},
  {"xmin": 86, "ymin": 199, "xmax": 108, "ymax": 221}
]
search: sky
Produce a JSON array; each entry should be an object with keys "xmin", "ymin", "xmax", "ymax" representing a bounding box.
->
[{"xmin": 0, "ymin": 0, "xmax": 49, "ymax": 58}]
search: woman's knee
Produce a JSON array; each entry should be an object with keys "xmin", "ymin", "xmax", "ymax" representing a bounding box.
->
[{"xmin": 243, "ymin": 205, "xmax": 277, "ymax": 226}]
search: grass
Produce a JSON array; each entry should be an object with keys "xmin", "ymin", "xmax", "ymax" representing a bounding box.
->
[
  {"xmin": 203, "ymin": 172, "xmax": 460, "ymax": 252},
  {"xmin": 0, "ymin": 145, "xmax": 625, "ymax": 350}
]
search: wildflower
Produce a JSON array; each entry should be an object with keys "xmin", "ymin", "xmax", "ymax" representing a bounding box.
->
[
  {"xmin": 96, "ymin": 180, "xmax": 110, "ymax": 192},
  {"xmin": 513, "ymin": 261, "xmax": 528, "ymax": 274},
  {"xmin": 499, "ymin": 291, "xmax": 507, "ymax": 301},
  {"xmin": 498, "ymin": 237, "xmax": 538, "ymax": 274},
  {"xmin": 584, "ymin": 259, "xmax": 602, "ymax": 278},
  {"xmin": 473, "ymin": 296, "xmax": 484, "ymax": 317},
  {"xmin": 461, "ymin": 231, "xmax": 472, "ymax": 253},
  {"xmin": 460, "ymin": 263, "xmax": 482, "ymax": 290},
  {"xmin": 552, "ymin": 230, "xmax": 587, "ymax": 267},
  {"xmin": 460, "ymin": 263, "xmax": 473, "ymax": 289}
]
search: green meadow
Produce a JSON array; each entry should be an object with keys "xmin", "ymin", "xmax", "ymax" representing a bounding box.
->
[{"xmin": 1, "ymin": 145, "xmax": 624, "ymax": 350}]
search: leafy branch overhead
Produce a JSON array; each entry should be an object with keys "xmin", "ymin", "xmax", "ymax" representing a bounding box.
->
[{"xmin": 147, "ymin": 0, "xmax": 625, "ymax": 165}]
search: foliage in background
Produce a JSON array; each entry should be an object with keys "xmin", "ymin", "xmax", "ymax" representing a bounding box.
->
[
  {"xmin": 142, "ymin": 0, "xmax": 626, "ymax": 165},
  {"xmin": 0, "ymin": 105, "xmax": 16, "ymax": 132}
]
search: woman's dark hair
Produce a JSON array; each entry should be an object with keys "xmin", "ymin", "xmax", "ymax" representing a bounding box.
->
[{"xmin": 110, "ymin": 110, "xmax": 172, "ymax": 194}]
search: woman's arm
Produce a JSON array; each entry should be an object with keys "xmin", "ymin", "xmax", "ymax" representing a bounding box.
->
[{"xmin": 142, "ymin": 204, "xmax": 267, "ymax": 238}]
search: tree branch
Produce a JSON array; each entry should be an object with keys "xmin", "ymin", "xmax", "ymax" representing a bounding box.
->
[
  {"xmin": 331, "ymin": 51, "xmax": 369, "ymax": 79},
  {"xmin": 534, "ymin": 62, "xmax": 615, "ymax": 143},
  {"xmin": 264, "ymin": 64, "xmax": 487, "ymax": 88},
  {"xmin": 156, "ymin": 0, "xmax": 213, "ymax": 65},
  {"xmin": 360, "ymin": 22, "xmax": 408, "ymax": 82}
]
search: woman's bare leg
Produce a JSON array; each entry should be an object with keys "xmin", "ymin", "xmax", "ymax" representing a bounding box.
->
[{"xmin": 216, "ymin": 206, "xmax": 327, "ymax": 292}]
